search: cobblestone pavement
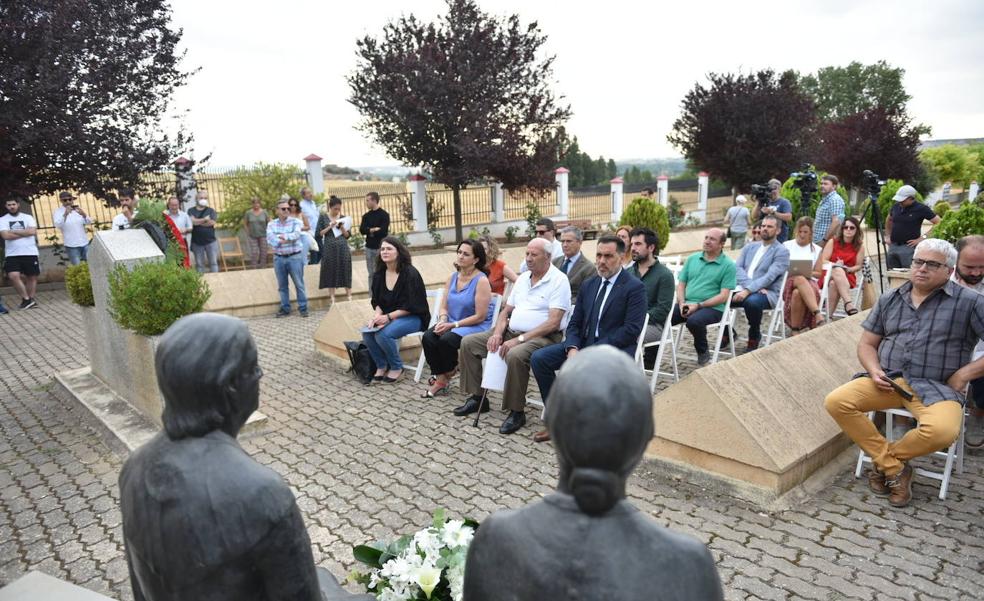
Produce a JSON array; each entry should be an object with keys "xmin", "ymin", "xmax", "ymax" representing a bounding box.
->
[{"xmin": 2, "ymin": 289, "xmax": 984, "ymax": 600}]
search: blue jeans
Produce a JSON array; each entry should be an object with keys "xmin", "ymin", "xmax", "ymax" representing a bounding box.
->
[
  {"xmin": 671, "ymin": 305, "xmax": 723, "ymax": 355},
  {"xmin": 362, "ymin": 315, "xmax": 423, "ymax": 371},
  {"xmin": 192, "ymin": 240, "xmax": 219, "ymax": 273},
  {"xmin": 730, "ymin": 292, "xmax": 772, "ymax": 341},
  {"xmin": 65, "ymin": 245, "xmax": 88, "ymax": 265},
  {"xmin": 274, "ymin": 253, "xmax": 308, "ymax": 313},
  {"xmin": 530, "ymin": 343, "xmax": 570, "ymax": 405}
]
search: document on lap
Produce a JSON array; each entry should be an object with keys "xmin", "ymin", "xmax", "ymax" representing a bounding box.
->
[{"xmin": 482, "ymin": 351, "xmax": 508, "ymax": 392}]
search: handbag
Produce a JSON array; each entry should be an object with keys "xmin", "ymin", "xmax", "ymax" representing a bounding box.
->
[{"xmin": 344, "ymin": 341, "xmax": 376, "ymax": 385}]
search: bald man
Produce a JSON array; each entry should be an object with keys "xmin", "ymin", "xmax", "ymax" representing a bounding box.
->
[{"xmin": 671, "ymin": 228, "xmax": 737, "ymax": 365}]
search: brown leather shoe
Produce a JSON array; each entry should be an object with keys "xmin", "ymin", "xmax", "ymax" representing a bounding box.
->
[
  {"xmin": 886, "ymin": 464, "xmax": 914, "ymax": 507},
  {"xmin": 533, "ymin": 429, "xmax": 551, "ymax": 443},
  {"xmin": 867, "ymin": 468, "xmax": 889, "ymax": 496}
]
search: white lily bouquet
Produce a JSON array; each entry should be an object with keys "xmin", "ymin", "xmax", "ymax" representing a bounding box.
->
[{"xmin": 351, "ymin": 509, "xmax": 478, "ymax": 601}]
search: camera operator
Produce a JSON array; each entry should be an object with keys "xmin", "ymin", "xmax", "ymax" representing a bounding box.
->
[
  {"xmin": 751, "ymin": 179, "xmax": 793, "ymax": 243},
  {"xmin": 813, "ymin": 175, "xmax": 846, "ymax": 247},
  {"xmin": 885, "ymin": 184, "xmax": 940, "ymax": 269}
]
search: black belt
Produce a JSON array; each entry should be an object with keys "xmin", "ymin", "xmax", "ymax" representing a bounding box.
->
[{"xmin": 276, "ymin": 252, "xmax": 300, "ymax": 257}]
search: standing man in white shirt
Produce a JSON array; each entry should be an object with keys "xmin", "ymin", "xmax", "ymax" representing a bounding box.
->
[
  {"xmin": 111, "ymin": 189, "xmax": 137, "ymax": 230},
  {"xmin": 53, "ymin": 192, "xmax": 92, "ymax": 265},
  {"xmin": 164, "ymin": 196, "xmax": 192, "ymax": 249},
  {"xmin": 0, "ymin": 198, "xmax": 41, "ymax": 309},
  {"xmin": 299, "ymin": 187, "xmax": 322, "ymax": 264}
]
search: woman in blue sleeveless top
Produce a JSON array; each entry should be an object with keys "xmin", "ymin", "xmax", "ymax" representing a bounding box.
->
[{"xmin": 420, "ymin": 239, "xmax": 494, "ymax": 398}]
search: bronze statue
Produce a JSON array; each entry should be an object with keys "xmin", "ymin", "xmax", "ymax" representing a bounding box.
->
[
  {"xmin": 119, "ymin": 313, "xmax": 370, "ymax": 601},
  {"xmin": 464, "ymin": 345, "xmax": 724, "ymax": 600}
]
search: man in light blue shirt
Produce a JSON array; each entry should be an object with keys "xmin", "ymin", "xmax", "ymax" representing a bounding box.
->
[
  {"xmin": 267, "ymin": 200, "xmax": 308, "ymax": 317},
  {"xmin": 813, "ymin": 174, "xmax": 845, "ymax": 246}
]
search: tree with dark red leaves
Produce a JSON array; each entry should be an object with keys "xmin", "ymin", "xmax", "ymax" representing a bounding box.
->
[
  {"xmin": 0, "ymin": 0, "xmax": 194, "ymax": 202},
  {"xmin": 348, "ymin": 0, "xmax": 571, "ymax": 242},
  {"xmin": 667, "ymin": 70, "xmax": 817, "ymax": 191},
  {"xmin": 818, "ymin": 107, "xmax": 923, "ymax": 190}
]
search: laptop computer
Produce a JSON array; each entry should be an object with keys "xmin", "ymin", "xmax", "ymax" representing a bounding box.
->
[{"xmin": 788, "ymin": 259, "xmax": 814, "ymax": 277}]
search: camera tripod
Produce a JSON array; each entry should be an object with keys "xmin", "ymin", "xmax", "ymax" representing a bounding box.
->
[{"xmin": 859, "ymin": 191, "xmax": 889, "ymax": 295}]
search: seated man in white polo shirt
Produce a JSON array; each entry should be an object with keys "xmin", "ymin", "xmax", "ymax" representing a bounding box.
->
[{"xmin": 454, "ymin": 237, "xmax": 572, "ymax": 435}]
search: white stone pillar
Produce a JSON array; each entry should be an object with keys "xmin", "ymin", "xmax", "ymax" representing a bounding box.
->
[
  {"xmin": 409, "ymin": 174, "xmax": 428, "ymax": 232},
  {"xmin": 610, "ymin": 177, "xmax": 624, "ymax": 223},
  {"xmin": 969, "ymin": 181, "xmax": 979, "ymax": 203},
  {"xmin": 173, "ymin": 156, "xmax": 196, "ymax": 211},
  {"xmin": 694, "ymin": 171, "xmax": 709, "ymax": 224},
  {"xmin": 492, "ymin": 182, "xmax": 505, "ymax": 223},
  {"xmin": 657, "ymin": 175, "xmax": 669, "ymax": 207},
  {"xmin": 555, "ymin": 167, "xmax": 569, "ymax": 218},
  {"xmin": 303, "ymin": 154, "xmax": 325, "ymax": 196}
]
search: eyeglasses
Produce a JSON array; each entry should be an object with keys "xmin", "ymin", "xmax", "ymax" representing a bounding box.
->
[
  {"xmin": 278, "ymin": 207, "xmax": 289, "ymax": 211},
  {"xmin": 842, "ymin": 226, "xmax": 857, "ymax": 231},
  {"xmin": 911, "ymin": 258, "xmax": 946, "ymax": 271}
]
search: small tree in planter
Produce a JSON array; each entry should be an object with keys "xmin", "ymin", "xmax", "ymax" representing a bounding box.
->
[
  {"xmin": 934, "ymin": 200, "xmax": 951, "ymax": 217},
  {"xmin": 932, "ymin": 202, "xmax": 984, "ymax": 244},
  {"xmin": 108, "ymin": 261, "xmax": 211, "ymax": 336},
  {"xmin": 619, "ymin": 197, "xmax": 670, "ymax": 252},
  {"xmin": 65, "ymin": 262, "xmax": 95, "ymax": 306}
]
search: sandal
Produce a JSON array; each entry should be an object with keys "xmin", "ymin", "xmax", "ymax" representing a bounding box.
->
[
  {"xmin": 812, "ymin": 310, "xmax": 826, "ymax": 326},
  {"xmin": 845, "ymin": 302, "xmax": 858, "ymax": 316},
  {"xmin": 421, "ymin": 380, "xmax": 450, "ymax": 398}
]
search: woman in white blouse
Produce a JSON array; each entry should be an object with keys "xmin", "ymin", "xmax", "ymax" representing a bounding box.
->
[{"xmin": 782, "ymin": 216, "xmax": 825, "ymax": 332}]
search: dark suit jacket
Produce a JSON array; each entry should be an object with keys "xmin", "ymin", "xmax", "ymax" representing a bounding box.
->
[
  {"xmin": 564, "ymin": 269, "xmax": 647, "ymax": 355},
  {"xmin": 553, "ymin": 253, "xmax": 596, "ymax": 298}
]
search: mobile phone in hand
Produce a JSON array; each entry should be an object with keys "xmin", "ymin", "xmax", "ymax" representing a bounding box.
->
[{"xmin": 888, "ymin": 378, "xmax": 913, "ymax": 401}]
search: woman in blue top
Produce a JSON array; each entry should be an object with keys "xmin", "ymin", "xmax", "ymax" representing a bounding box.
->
[{"xmin": 420, "ymin": 239, "xmax": 494, "ymax": 398}]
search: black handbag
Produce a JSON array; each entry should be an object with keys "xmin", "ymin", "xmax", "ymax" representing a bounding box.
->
[{"xmin": 344, "ymin": 341, "xmax": 376, "ymax": 385}]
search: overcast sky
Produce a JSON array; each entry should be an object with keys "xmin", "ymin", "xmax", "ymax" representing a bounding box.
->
[{"xmin": 168, "ymin": 0, "xmax": 984, "ymax": 169}]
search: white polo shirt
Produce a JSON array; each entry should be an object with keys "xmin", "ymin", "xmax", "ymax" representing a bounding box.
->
[
  {"xmin": 0, "ymin": 213, "xmax": 39, "ymax": 256},
  {"xmin": 112, "ymin": 211, "xmax": 137, "ymax": 230},
  {"xmin": 507, "ymin": 264, "xmax": 572, "ymax": 332},
  {"xmin": 53, "ymin": 207, "xmax": 92, "ymax": 248}
]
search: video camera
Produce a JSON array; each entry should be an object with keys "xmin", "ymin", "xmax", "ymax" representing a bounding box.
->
[
  {"xmin": 862, "ymin": 169, "xmax": 886, "ymax": 198},
  {"xmin": 788, "ymin": 164, "xmax": 818, "ymax": 218},
  {"xmin": 750, "ymin": 184, "xmax": 771, "ymax": 204}
]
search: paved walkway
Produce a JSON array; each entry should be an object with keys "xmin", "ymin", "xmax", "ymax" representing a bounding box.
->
[{"xmin": 2, "ymin": 289, "xmax": 983, "ymax": 600}]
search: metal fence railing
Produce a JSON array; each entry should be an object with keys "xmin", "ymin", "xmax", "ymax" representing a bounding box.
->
[
  {"xmin": 504, "ymin": 188, "xmax": 557, "ymax": 222},
  {"xmin": 569, "ymin": 190, "xmax": 612, "ymax": 223}
]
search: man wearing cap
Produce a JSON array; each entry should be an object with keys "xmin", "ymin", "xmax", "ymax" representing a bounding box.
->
[
  {"xmin": 53, "ymin": 192, "xmax": 92, "ymax": 265},
  {"xmin": 751, "ymin": 179, "xmax": 793, "ymax": 243},
  {"xmin": 885, "ymin": 184, "xmax": 940, "ymax": 269}
]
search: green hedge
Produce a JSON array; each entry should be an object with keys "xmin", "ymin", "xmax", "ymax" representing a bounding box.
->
[
  {"xmin": 619, "ymin": 198, "xmax": 670, "ymax": 252},
  {"xmin": 65, "ymin": 262, "xmax": 94, "ymax": 306},
  {"xmin": 108, "ymin": 261, "xmax": 211, "ymax": 336},
  {"xmin": 932, "ymin": 202, "xmax": 984, "ymax": 244},
  {"xmin": 933, "ymin": 201, "xmax": 951, "ymax": 217}
]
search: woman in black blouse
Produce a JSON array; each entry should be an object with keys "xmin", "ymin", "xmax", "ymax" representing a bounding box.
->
[{"xmin": 363, "ymin": 237, "xmax": 430, "ymax": 382}]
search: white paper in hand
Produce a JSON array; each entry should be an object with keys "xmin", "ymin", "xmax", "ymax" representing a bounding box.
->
[{"xmin": 481, "ymin": 350, "xmax": 508, "ymax": 392}]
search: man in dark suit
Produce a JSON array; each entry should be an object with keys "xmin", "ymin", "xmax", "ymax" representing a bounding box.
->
[
  {"xmin": 530, "ymin": 235, "xmax": 647, "ymax": 442},
  {"xmin": 553, "ymin": 225, "xmax": 597, "ymax": 298}
]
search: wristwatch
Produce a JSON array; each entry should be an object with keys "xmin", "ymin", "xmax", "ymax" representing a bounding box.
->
[{"xmin": 518, "ymin": 334, "xmax": 526, "ymax": 343}]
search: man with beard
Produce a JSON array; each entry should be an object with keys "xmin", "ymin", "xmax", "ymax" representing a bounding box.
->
[
  {"xmin": 730, "ymin": 215, "xmax": 790, "ymax": 351},
  {"xmin": 953, "ymin": 235, "xmax": 984, "ymax": 446},
  {"xmin": 0, "ymin": 197, "xmax": 40, "ymax": 309},
  {"xmin": 627, "ymin": 227, "xmax": 675, "ymax": 345}
]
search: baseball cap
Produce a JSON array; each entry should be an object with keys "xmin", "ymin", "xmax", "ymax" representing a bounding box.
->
[
  {"xmin": 58, "ymin": 191, "xmax": 75, "ymax": 200},
  {"xmin": 892, "ymin": 185, "xmax": 917, "ymax": 202},
  {"xmin": 735, "ymin": 195, "xmax": 747, "ymax": 204}
]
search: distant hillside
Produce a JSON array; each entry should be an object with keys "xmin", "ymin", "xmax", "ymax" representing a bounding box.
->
[
  {"xmin": 920, "ymin": 138, "xmax": 984, "ymax": 149},
  {"xmin": 614, "ymin": 158, "xmax": 688, "ymax": 177}
]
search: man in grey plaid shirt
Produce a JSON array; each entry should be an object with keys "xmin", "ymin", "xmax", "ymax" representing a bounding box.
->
[{"xmin": 825, "ymin": 238, "xmax": 984, "ymax": 507}]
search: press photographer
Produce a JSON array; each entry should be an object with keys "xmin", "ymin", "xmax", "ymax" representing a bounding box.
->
[{"xmin": 750, "ymin": 179, "xmax": 793, "ymax": 243}]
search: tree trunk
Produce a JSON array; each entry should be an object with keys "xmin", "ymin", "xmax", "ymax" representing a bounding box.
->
[{"xmin": 452, "ymin": 185, "xmax": 463, "ymax": 243}]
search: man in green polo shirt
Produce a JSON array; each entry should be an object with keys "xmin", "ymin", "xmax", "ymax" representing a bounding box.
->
[{"xmin": 672, "ymin": 227, "xmax": 737, "ymax": 365}]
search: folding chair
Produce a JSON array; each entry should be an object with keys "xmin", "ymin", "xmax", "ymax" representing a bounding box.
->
[
  {"xmin": 636, "ymin": 294, "xmax": 680, "ymax": 393},
  {"xmin": 819, "ymin": 257, "xmax": 867, "ymax": 319},
  {"xmin": 408, "ymin": 288, "xmax": 444, "ymax": 382},
  {"xmin": 217, "ymin": 237, "xmax": 247, "ymax": 271},
  {"xmin": 762, "ymin": 272, "xmax": 789, "ymax": 347},
  {"xmin": 854, "ymin": 408, "xmax": 965, "ymax": 500},
  {"xmin": 674, "ymin": 289, "xmax": 736, "ymax": 365}
]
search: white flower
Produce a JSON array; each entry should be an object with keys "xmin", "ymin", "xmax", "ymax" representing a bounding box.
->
[
  {"xmin": 413, "ymin": 528, "xmax": 444, "ymax": 561},
  {"xmin": 415, "ymin": 565, "xmax": 443, "ymax": 599},
  {"xmin": 379, "ymin": 588, "xmax": 406, "ymax": 601},
  {"xmin": 446, "ymin": 562, "xmax": 466, "ymax": 601},
  {"xmin": 441, "ymin": 520, "xmax": 475, "ymax": 550}
]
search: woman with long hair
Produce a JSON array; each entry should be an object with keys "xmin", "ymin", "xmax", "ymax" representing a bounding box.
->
[
  {"xmin": 819, "ymin": 215, "xmax": 865, "ymax": 317},
  {"xmin": 363, "ymin": 237, "xmax": 430, "ymax": 383},
  {"xmin": 478, "ymin": 234, "xmax": 517, "ymax": 296},
  {"xmin": 615, "ymin": 225, "xmax": 633, "ymax": 267},
  {"xmin": 420, "ymin": 240, "xmax": 494, "ymax": 398},
  {"xmin": 316, "ymin": 195, "xmax": 353, "ymax": 303},
  {"xmin": 782, "ymin": 216, "xmax": 825, "ymax": 332}
]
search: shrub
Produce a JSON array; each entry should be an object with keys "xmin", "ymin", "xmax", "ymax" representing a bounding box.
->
[
  {"xmin": 524, "ymin": 200, "xmax": 543, "ymax": 238},
  {"xmin": 934, "ymin": 200, "xmax": 951, "ymax": 217},
  {"xmin": 504, "ymin": 226, "xmax": 519, "ymax": 243},
  {"xmin": 666, "ymin": 196, "xmax": 685, "ymax": 228},
  {"xmin": 931, "ymin": 202, "xmax": 984, "ymax": 244},
  {"xmin": 349, "ymin": 232, "xmax": 365, "ymax": 251},
  {"xmin": 65, "ymin": 262, "xmax": 94, "ymax": 306},
  {"xmin": 217, "ymin": 163, "xmax": 307, "ymax": 230},
  {"xmin": 780, "ymin": 172, "xmax": 849, "ymax": 220},
  {"xmin": 108, "ymin": 261, "xmax": 211, "ymax": 336},
  {"xmin": 619, "ymin": 197, "xmax": 670, "ymax": 252}
]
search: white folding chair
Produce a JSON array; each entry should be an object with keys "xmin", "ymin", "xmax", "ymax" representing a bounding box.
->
[
  {"xmin": 410, "ymin": 288, "xmax": 445, "ymax": 383},
  {"xmin": 674, "ymin": 290, "xmax": 736, "ymax": 365},
  {"xmin": 819, "ymin": 257, "xmax": 867, "ymax": 319},
  {"xmin": 636, "ymin": 294, "xmax": 680, "ymax": 393},
  {"xmin": 762, "ymin": 272, "xmax": 789, "ymax": 347},
  {"xmin": 854, "ymin": 408, "xmax": 965, "ymax": 500}
]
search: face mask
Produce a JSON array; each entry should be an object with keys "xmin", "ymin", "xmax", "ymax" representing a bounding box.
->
[{"xmin": 197, "ymin": 199, "xmax": 208, "ymax": 207}]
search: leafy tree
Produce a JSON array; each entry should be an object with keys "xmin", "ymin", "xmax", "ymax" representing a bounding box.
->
[
  {"xmin": 607, "ymin": 159, "xmax": 617, "ymax": 180},
  {"xmin": 797, "ymin": 61, "xmax": 929, "ymax": 136},
  {"xmin": 919, "ymin": 144, "xmax": 981, "ymax": 188},
  {"xmin": 667, "ymin": 70, "xmax": 817, "ymax": 190},
  {"xmin": 932, "ymin": 202, "xmax": 984, "ymax": 244},
  {"xmin": 348, "ymin": 0, "xmax": 571, "ymax": 242},
  {"xmin": 217, "ymin": 163, "xmax": 307, "ymax": 231},
  {"xmin": 619, "ymin": 198, "xmax": 670, "ymax": 252},
  {"xmin": 818, "ymin": 108, "xmax": 922, "ymax": 189},
  {"xmin": 0, "ymin": 0, "xmax": 193, "ymax": 202}
]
